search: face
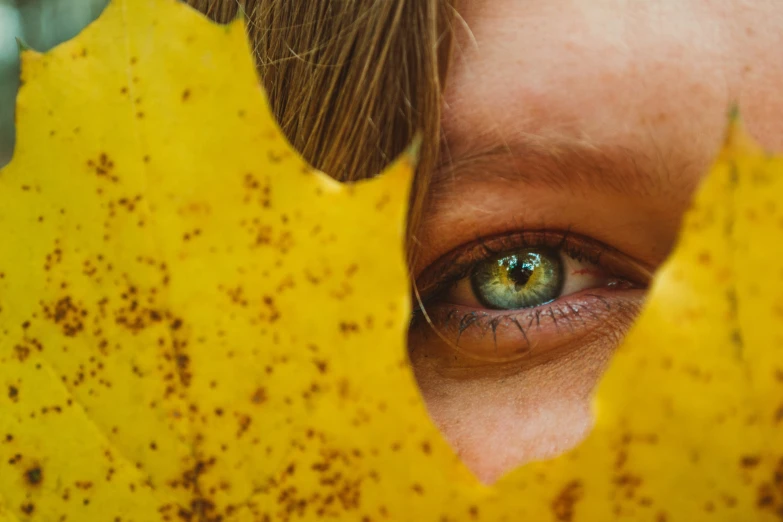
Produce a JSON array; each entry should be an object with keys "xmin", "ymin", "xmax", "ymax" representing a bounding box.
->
[{"xmin": 408, "ymin": 0, "xmax": 783, "ymax": 483}]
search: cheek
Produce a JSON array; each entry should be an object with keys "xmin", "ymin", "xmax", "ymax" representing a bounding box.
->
[{"xmin": 409, "ymin": 336, "xmax": 614, "ymax": 484}]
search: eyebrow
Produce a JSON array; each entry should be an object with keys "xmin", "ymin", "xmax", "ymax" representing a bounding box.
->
[{"xmin": 430, "ymin": 134, "xmax": 686, "ymax": 199}]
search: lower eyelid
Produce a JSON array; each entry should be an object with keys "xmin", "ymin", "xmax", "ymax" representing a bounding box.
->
[{"xmin": 408, "ymin": 287, "xmax": 645, "ymax": 372}]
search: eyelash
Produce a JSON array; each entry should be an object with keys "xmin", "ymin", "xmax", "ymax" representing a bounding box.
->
[{"xmin": 414, "ymin": 229, "xmax": 648, "ymax": 305}]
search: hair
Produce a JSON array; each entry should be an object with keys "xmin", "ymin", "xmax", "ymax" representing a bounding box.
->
[{"xmin": 187, "ymin": 0, "xmax": 457, "ymax": 265}]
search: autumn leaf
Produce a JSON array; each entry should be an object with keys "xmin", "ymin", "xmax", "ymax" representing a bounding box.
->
[
  {"xmin": 0, "ymin": 1, "xmax": 427, "ymax": 520},
  {"xmin": 0, "ymin": 1, "xmax": 781, "ymax": 521}
]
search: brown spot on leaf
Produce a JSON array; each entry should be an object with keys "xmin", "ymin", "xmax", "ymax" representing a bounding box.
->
[
  {"xmin": 740, "ymin": 455, "xmax": 761, "ymax": 469},
  {"xmin": 251, "ymin": 387, "xmax": 267, "ymax": 405},
  {"xmin": 14, "ymin": 344, "xmax": 31, "ymax": 362},
  {"xmin": 43, "ymin": 296, "xmax": 87, "ymax": 337},
  {"xmin": 774, "ymin": 404, "xmax": 783, "ymax": 423},
  {"xmin": 174, "ymin": 364, "xmax": 192, "ymax": 390},
  {"xmin": 24, "ymin": 466, "xmax": 42, "ymax": 487},
  {"xmin": 757, "ymin": 483, "xmax": 775, "ymax": 508},
  {"xmin": 237, "ymin": 414, "xmax": 252, "ymax": 438},
  {"xmin": 339, "ymin": 321, "xmax": 359, "ymax": 335},
  {"xmin": 552, "ymin": 480, "xmax": 584, "ymax": 522},
  {"xmin": 87, "ymin": 153, "xmax": 118, "ymax": 182},
  {"xmin": 313, "ymin": 359, "xmax": 328, "ymax": 374}
]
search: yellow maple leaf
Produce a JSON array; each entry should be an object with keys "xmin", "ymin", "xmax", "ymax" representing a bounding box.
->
[{"xmin": 0, "ymin": 1, "xmax": 781, "ymax": 521}]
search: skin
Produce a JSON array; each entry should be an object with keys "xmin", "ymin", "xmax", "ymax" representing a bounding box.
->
[{"xmin": 408, "ymin": 0, "xmax": 783, "ymax": 484}]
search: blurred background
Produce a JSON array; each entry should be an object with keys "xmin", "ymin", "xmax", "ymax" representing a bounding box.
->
[{"xmin": 0, "ymin": 0, "xmax": 107, "ymax": 167}]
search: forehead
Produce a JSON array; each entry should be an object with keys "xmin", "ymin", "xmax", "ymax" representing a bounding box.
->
[
  {"xmin": 442, "ymin": 0, "xmax": 783, "ymax": 160},
  {"xmin": 412, "ymin": 0, "xmax": 783, "ymax": 275}
]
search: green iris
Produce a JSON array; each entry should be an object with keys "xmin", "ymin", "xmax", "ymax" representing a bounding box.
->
[{"xmin": 471, "ymin": 248, "xmax": 563, "ymax": 309}]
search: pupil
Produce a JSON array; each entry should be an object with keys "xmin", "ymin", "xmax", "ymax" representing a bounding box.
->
[{"xmin": 506, "ymin": 254, "xmax": 538, "ymax": 288}]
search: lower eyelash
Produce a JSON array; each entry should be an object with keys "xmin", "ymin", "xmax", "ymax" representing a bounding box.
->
[
  {"xmin": 413, "ymin": 294, "xmax": 604, "ymax": 337},
  {"xmin": 410, "ymin": 288, "xmax": 645, "ymax": 364}
]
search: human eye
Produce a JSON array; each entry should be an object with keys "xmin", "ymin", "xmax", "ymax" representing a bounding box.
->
[{"xmin": 409, "ymin": 230, "xmax": 653, "ymax": 370}]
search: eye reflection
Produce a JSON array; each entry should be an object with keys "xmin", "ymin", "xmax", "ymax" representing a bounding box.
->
[{"xmin": 471, "ymin": 248, "xmax": 563, "ymax": 309}]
